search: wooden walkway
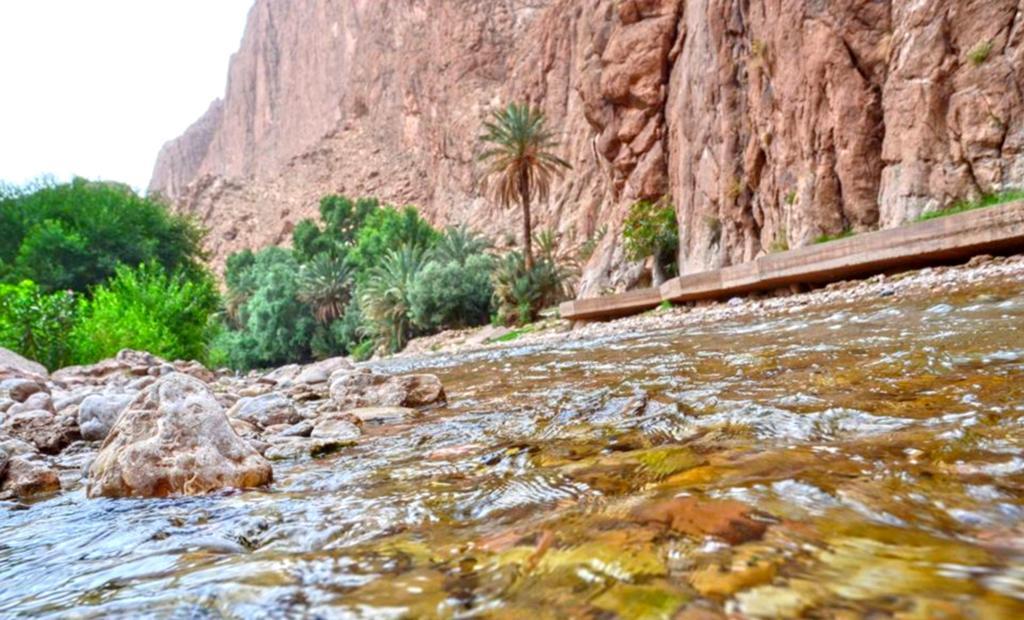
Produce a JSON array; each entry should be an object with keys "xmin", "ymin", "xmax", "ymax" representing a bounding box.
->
[{"xmin": 560, "ymin": 201, "xmax": 1024, "ymax": 321}]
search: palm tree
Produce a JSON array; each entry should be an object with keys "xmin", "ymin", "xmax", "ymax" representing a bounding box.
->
[
  {"xmin": 359, "ymin": 244, "xmax": 426, "ymax": 353},
  {"xmin": 297, "ymin": 253, "xmax": 351, "ymax": 324},
  {"xmin": 479, "ymin": 103, "xmax": 571, "ymax": 270}
]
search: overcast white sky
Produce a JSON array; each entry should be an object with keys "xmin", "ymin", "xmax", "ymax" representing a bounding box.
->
[{"xmin": 0, "ymin": 1, "xmax": 253, "ymax": 192}]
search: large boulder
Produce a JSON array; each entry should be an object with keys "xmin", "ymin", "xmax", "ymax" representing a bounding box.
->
[
  {"xmin": 87, "ymin": 373, "xmax": 273, "ymax": 498},
  {"xmin": 227, "ymin": 392, "xmax": 302, "ymax": 428},
  {"xmin": 0, "ymin": 347, "xmax": 47, "ymax": 378},
  {"xmin": 78, "ymin": 393, "xmax": 135, "ymax": 441}
]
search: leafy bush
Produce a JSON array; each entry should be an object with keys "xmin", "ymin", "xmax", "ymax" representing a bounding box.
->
[
  {"xmin": 0, "ymin": 280, "xmax": 78, "ymax": 371},
  {"xmin": 492, "ymin": 247, "xmax": 573, "ymax": 326},
  {"xmin": 298, "ymin": 253, "xmax": 352, "ymax": 324},
  {"xmin": 0, "ymin": 178, "xmax": 205, "ymax": 293},
  {"xmin": 348, "ymin": 205, "xmax": 439, "ymax": 277},
  {"xmin": 71, "ymin": 263, "xmax": 219, "ymax": 365},
  {"xmin": 411, "ymin": 254, "xmax": 494, "ymax": 331},
  {"xmin": 292, "ymin": 195, "xmax": 379, "ymax": 261},
  {"xmin": 211, "ymin": 248, "xmax": 316, "ymax": 370},
  {"xmin": 622, "ymin": 197, "xmax": 678, "ymax": 283}
]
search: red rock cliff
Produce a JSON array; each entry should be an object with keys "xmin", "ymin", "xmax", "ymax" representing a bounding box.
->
[{"xmin": 150, "ymin": 0, "xmax": 1024, "ymax": 295}]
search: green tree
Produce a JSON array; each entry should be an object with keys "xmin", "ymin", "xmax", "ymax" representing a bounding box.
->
[
  {"xmin": 480, "ymin": 103, "xmax": 571, "ymax": 270},
  {"xmin": 622, "ymin": 197, "xmax": 679, "ymax": 286},
  {"xmin": 297, "ymin": 253, "xmax": 352, "ymax": 324},
  {"xmin": 0, "ymin": 178, "xmax": 206, "ymax": 293},
  {"xmin": 348, "ymin": 205, "xmax": 439, "ymax": 277},
  {"xmin": 359, "ymin": 244, "xmax": 428, "ymax": 353}
]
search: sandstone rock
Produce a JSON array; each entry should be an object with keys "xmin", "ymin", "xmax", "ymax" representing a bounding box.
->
[
  {"xmin": 227, "ymin": 393, "xmax": 302, "ymax": 428},
  {"xmin": 2, "ymin": 409, "xmax": 75, "ymax": 455},
  {"xmin": 2, "ymin": 456, "xmax": 60, "ymax": 498},
  {"xmin": 0, "ymin": 447, "xmax": 8, "ymax": 480},
  {"xmin": 87, "ymin": 373, "xmax": 273, "ymax": 498},
  {"xmin": 78, "ymin": 393, "xmax": 135, "ymax": 441},
  {"xmin": 0, "ymin": 379, "xmax": 45, "ymax": 402},
  {"xmin": 385, "ymin": 375, "xmax": 446, "ymax": 408},
  {"xmin": 633, "ymin": 497, "xmax": 770, "ymax": 545},
  {"xmin": 0, "ymin": 347, "xmax": 47, "ymax": 377},
  {"xmin": 272, "ymin": 420, "xmax": 315, "ymax": 438}
]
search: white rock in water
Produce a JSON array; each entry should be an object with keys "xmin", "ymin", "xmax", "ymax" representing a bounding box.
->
[{"xmin": 87, "ymin": 373, "xmax": 273, "ymax": 498}]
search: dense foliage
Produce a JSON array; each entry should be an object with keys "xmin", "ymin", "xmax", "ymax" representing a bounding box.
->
[
  {"xmin": 215, "ymin": 197, "xmax": 574, "ymax": 368},
  {"xmin": 0, "ymin": 178, "xmax": 205, "ymax": 292},
  {"xmin": 71, "ymin": 263, "xmax": 220, "ymax": 364},
  {"xmin": 622, "ymin": 197, "xmax": 679, "ymax": 283},
  {"xmin": 0, "ymin": 281, "xmax": 78, "ymax": 371}
]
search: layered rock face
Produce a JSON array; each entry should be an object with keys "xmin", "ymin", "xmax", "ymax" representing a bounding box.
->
[{"xmin": 151, "ymin": 0, "xmax": 1024, "ymax": 295}]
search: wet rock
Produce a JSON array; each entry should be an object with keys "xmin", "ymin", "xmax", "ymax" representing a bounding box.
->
[
  {"xmin": 227, "ymin": 392, "xmax": 302, "ymax": 428},
  {"xmin": 329, "ymin": 370, "xmax": 445, "ymax": 409},
  {"xmin": 229, "ymin": 418, "xmax": 262, "ymax": 439},
  {"xmin": 1, "ymin": 456, "xmax": 60, "ymax": 498},
  {"xmin": 2, "ymin": 409, "xmax": 75, "ymax": 454},
  {"xmin": 0, "ymin": 435, "xmax": 38, "ymax": 457},
  {"xmin": 311, "ymin": 417, "xmax": 362, "ymax": 441},
  {"xmin": 296, "ymin": 356, "xmax": 352, "ymax": 385},
  {"xmin": 87, "ymin": 373, "xmax": 273, "ymax": 498},
  {"xmin": 633, "ymin": 497, "xmax": 770, "ymax": 545},
  {"xmin": 345, "ymin": 406, "xmax": 417, "ymax": 426},
  {"xmin": 78, "ymin": 393, "xmax": 135, "ymax": 441},
  {"xmin": 0, "ymin": 398, "xmax": 13, "ymax": 414},
  {"xmin": 0, "ymin": 378, "xmax": 45, "ymax": 402},
  {"xmin": 275, "ymin": 420, "xmax": 315, "ymax": 438},
  {"xmin": 0, "ymin": 447, "xmax": 8, "ymax": 480},
  {"xmin": 0, "ymin": 347, "xmax": 47, "ymax": 377},
  {"xmin": 386, "ymin": 374, "xmax": 446, "ymax": 408}
]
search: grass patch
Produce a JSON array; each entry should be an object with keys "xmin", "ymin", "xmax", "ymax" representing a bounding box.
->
[
  {"xmin": 967, "ymin": 41, "xmax": 993, "ymax": 66},
  {"xmin": 492, "ymin": 325, "xmax": 535, "ymax": 343},
  {"xmin": 814, "ymin": 228, "xmax": 856, "ymax": 244},
  {"xmin": 915, "ymin": 189, "xmax": 1024, "ymax": 222}
]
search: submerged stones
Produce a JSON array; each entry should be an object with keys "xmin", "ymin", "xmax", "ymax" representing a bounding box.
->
[
  {"xmin": 87, "ymin": 373, "xmax": 273, "ymax": 498},
  {"xmin": 633, "ymin": 497, "xmax": 770, "ymax": 545}
]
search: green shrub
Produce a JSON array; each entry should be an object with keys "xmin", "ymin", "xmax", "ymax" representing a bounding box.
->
[
  {"xmin": 814, "ymin": 228, "xmax": 856, "ymax": 244},
  {"xmin": 492, "ymin": 249, "xmax": 573, "ymax": 326},
  {"xmin": 298, "ymin": 253, "xmax": 352, "ymax": 324},
  {"xmin": 410, "ymin": 253, "xmax": 495, "ymax": 331},
  {"xmin": 0, "ymin": 280, "xmax": 78, "ymax": 371},
  {"xmin": 71, "ymin": 263, "xmax": 219, "ymax": 365},
  {"xmin": 622, "ymin": 197, "xmax": 679, "ymax": 283},
  {"xmin": 967, "ymin": 41, "xmax": 993, "ymax": 66},
  {"xmin": 293, "ymin": 195, "xmax": 379, "ymax": 261},
  {"xmin": 0, "ymin": 178, "xmax": 205, "ymax": 293}
]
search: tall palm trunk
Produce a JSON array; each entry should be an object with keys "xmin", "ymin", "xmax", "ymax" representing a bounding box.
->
[{"xmin": 519, "ymin": 172, "xmax": 534, "ymax": 270}]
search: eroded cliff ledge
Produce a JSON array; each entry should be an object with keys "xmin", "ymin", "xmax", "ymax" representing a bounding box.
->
[{"xmin": 150, "ymin": 0, "xmax": 1024, "ymax": 295}]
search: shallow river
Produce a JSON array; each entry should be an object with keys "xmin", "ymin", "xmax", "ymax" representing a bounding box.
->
[{"xmin": 3, "ymin": 282, "xmax": 1024, "ymax": 618}]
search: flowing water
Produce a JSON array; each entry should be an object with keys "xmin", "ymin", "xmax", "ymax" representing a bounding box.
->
[{"xmin": 3, "ymin": 282, "xmax": 1024, "ymax": 618}]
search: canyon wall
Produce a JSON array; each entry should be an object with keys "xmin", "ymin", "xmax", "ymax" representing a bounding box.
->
[{"xmin": 151, "ymin": 0, "xmax": 1024, "ymax": 295}]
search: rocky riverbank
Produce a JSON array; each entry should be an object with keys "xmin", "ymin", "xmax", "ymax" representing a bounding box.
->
[
  {"xmin": 0, "ymin": 349, "xmax": 445, "ymax": 501},
  {"xmin": 403, "ymin": 253, "xmax": 1024, "ymax": 358}
]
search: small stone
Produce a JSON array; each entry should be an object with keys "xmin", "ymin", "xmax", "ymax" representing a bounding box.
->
[
  {"xmin": 345, "ymin": 406, "xmax": 417, "ymax": 426},
  {"xmin": 8, "ymin": 392, "xmax": 54, "ymax": 415},
  {"xmin": 2, "ymin": 409, "xmax": 75, "ymax": 454},
  {"xmin": 0, "ymin": 379, "xmax": 44, "ymax": 403},
  {"xmin": 311, "ymin": 417, "xmax": 362, "ymax": 440},
  {"xmin": 296, "ymin": 357, "xmax": 352, "ymax": 384}
]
